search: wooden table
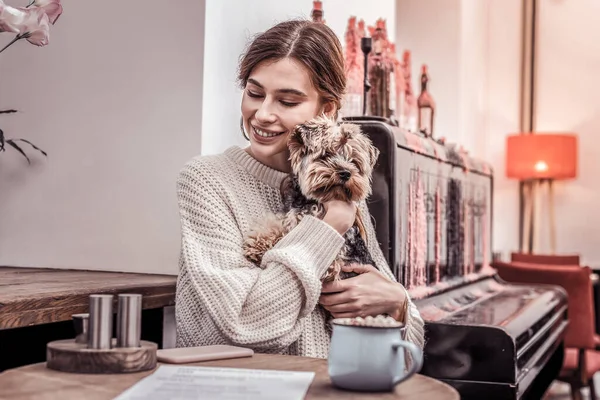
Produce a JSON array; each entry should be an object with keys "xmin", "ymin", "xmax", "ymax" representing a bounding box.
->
[
  {"xmin": 0, "ymin": 353, "xmax": 459, "ymax": 400},
  {"xmin": 0, "ymin": 266, "xmax": 177, "ymax": 329},
  {"xmin": 0, "ymin": 266, "xmax": 177, "ymax": 371}
]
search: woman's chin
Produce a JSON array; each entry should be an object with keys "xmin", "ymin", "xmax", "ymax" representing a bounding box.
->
[{"xmin": 250, "ymin": 135, "xmax": 289, "ymax": 158}]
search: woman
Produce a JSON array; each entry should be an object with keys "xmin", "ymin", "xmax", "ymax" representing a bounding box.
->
[{"xmin": 175, "ymin": 19, "xmax": 424, "ymax": 358}]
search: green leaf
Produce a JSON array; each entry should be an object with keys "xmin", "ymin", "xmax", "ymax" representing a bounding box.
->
[
  {"xmin": 0, "ymin": 110, "xmax": 17, "ymax": 114},
  {"xmin": 6, "ymin": 139, "xmax": 31, "ymax": 164},
  {"xmin": 13, "ymin": 138, "xmax": 47, "ymax": 157}
]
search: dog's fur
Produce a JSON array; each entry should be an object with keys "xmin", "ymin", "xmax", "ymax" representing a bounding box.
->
[{"xmin": 242, "ymin": 116, "xmax": 380, "ymax": 282}]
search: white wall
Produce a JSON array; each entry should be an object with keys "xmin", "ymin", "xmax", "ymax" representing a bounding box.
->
[
  {"xmin": 396, "ymin": 0, "xmax": 461, "ymax": 146},
  {"xmin": 0, "ymin": 0, "xmax": 532, "ymax": 274},
  {"xmin": 0, "ymin": 0, "xmax": 398, "ymax": 274},
  {"xmin": 396, "ymin": 0, "xmax": 523, "ymax": 259},
  {"xmin": 201, "ymin": 0, "xmax": 396, "ymax": 156},
  {"xmin": 535, "ymin": 0, "xmax": 600, "ymax": 265},
  {"xmin": 484, "ymin": 0, "xmax": 523, "ymax": 258},
  {"xmin": 0, "ymin": 0, "xmax": 205, "ymax": 274}
]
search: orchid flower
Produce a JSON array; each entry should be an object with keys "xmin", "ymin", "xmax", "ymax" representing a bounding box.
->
[
  {"xmin": 0, "ymin": 0, "xmax": 62, "ymax": 53},
  {"xmin": 0, "ymin": 4, "xmax": 49, "ymax": 45},
  {"xmin": 0, "ymin": 1, "xmax": 52, "ymax": 53}
]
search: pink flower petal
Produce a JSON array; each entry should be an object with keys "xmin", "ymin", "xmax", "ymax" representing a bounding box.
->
[
  {"xmin": 25, "ymin": 12, "xmax": 49, "ymax": 46},
  {"xmin": 0, "ymin": 2, "xmax": 27, "ymax": 34},
  {"xmin": 33, "ymin": 0, "xmax": 62, "ymax": 25}
]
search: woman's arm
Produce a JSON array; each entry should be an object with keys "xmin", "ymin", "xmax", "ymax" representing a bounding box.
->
[{"xmin": 175, "ymin": 160, "xmax": 345, "ymax": 352}]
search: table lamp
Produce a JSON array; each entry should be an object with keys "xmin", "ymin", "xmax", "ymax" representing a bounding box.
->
[{"xmin": 506, "ymin": 133, "xmax": 578, "ymax": 254}]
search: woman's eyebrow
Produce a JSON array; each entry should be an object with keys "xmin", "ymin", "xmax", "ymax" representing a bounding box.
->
[
  {"xmin": 277, "ymin": 88, "xmax": 308, "ymax": 97},
  {"xmin": 247, "ymin": 78, "xmax": 308, "ymax": 98}
]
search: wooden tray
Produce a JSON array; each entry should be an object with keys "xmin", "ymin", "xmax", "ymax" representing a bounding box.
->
[{"xmin": 46, "ymin": 339, "xmax": 157, "ymax": 374}]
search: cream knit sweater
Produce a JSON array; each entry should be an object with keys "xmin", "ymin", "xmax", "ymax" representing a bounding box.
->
[{"xmin": 175, "ymin": 146, "xmax": 425, "ymax": 358}]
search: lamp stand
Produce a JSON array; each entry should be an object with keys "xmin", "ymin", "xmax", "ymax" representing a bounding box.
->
[
  {"xmin": 521, "ymin": 182, "xmax": 533, "ymax": 253},
  {"xmin": 548, "ymin": 179, "xmax": 556, "ymax": 254},
  {"xmin": 522, "ymin": 179, "xmax": 557, "ymax": 254},
  {"xmin": 533, "ymin": 180, "xmax": 541, "ymax": 252}
]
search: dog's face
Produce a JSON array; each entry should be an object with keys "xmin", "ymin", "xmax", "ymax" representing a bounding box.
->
[{"xmin": 288, "ymin": 116, "xmax": 379, "ymax": 203}]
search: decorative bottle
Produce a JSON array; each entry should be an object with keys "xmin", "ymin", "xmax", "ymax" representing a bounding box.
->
[
  {"xmin": 311, "ymin": 1, "xmax": 324, "ymax": 23},
  {"xmin": 417, "ymin": 64, "xmax": 436, "ymax": 137}
]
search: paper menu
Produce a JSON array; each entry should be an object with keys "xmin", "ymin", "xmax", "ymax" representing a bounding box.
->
[{"xmin": 113, "ymin": 365, "xmax": 315, "ymax": 400}]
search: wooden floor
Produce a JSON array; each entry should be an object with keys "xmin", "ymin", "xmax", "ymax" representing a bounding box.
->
[{"xmin": 545, "ymin": 375, "xmax": 599, "ymax": 399}]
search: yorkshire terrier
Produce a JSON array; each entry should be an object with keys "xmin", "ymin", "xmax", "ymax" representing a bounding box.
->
[{"xmin": 242, "ymin": 116, "xmax": 380, "ymax": 282}]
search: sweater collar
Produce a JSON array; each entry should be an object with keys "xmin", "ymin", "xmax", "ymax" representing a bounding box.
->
[{"xmin": 224, "ymin": 146, "xmax": 289, "ymax": 189}]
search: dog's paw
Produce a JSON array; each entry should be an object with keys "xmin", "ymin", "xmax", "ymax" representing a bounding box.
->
[
  {"xmin": 242, "ymin": 234, "xmax": 268, "ymax": 265},
  {"xmin": 322, "ymin": 259, "xmax": 344, "ymax": 283},
  {"xmin": 243, "ymin": 213, "xmax": 287, "ymax": 266}
]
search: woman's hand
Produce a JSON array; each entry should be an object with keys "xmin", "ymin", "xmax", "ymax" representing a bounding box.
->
[
  {"xmin": 319, "ymin": 264, "xmax": 408, "ymax": 321},
  {"xmin": 322, "ymin": 200, "xmax": 357, "ymax": 235}
]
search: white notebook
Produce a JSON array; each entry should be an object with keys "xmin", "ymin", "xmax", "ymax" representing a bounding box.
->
[{"xmin": 114, "ymin": 364, "xmax": 315, "ymax": 400}]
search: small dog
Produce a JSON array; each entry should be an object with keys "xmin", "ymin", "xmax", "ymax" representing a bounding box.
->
[{"xmin": 242, "ymin": 116, "xmax": 380, "ymax": 282}]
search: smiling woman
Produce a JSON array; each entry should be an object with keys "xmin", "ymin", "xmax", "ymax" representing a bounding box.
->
[
  {"xmin": 237, "ymin": 20, "xmax": 345, "ymax": 173},
  {"xmin": 174, "ymin": 19, "xmax": 424, "ymax": 358}
]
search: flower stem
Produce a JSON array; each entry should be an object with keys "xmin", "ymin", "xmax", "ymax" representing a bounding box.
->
[{"xmin": 0, "ymin": 35, "xmax": 23, "ymax": 55}]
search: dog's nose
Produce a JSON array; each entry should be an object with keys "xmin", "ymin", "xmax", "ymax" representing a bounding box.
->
[{"xmin": 339, "ymin": 170, "xmax": 351, "ymax": 181}]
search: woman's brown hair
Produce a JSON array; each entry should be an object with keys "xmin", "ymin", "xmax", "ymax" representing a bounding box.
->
[{"xmin": 238, "ymin": 20, "xmax": 346, "ymax": 115}]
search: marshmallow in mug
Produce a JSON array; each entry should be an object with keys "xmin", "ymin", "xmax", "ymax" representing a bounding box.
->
[{"xmin": 334, "ymin": 315, "xmax": 403, "ymax": 328}]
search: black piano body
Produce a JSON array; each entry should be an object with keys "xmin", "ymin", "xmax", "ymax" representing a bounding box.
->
[{"xmin": 344, "ymin": 117, "xmax": 568, "ymax": 399}]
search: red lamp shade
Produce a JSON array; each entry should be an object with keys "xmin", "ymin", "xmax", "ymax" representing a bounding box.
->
[{"xmin": 506, "ymin": 133, "xmax": 578, "ymax": 180}]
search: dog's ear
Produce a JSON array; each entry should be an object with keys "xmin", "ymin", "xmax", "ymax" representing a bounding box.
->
[
  {"xmin": 290, "ymin": 123, "xmax": 312, "ymax": 149},
  {"xmin": 288, "ymin": 126, "xmax": 308, "ymax": 169},
  {"xmin": 351, "ymin": 128, "xmax": 379, "ymax": 170},
  {"xmin": 338, "ymin": 123, "xmax": 361, "ymax": 140},
  {"xmin": 369, "ymin": 143, "xmax": 380, "ymax": 169},
  {"xmin": 300, "ymin": 116, "xmax": 340, "ymax": 148}
]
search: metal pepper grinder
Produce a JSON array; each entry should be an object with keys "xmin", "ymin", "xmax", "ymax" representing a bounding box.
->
[
  {"xmin": 116, "ymin": 293, "xmax": 142, "ymax": 348},
  {"xmin": 88, "ymin": 294, "xmax": 114, "ymax": 349},
  {"xmin": 361, "ymin": 36, "xmax": 372, "ymax": 116}
]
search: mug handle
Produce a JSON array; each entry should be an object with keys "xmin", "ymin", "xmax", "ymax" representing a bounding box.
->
[{"xmin": 391, "ymin": 340, "xmax": 423, "ymax": 386}]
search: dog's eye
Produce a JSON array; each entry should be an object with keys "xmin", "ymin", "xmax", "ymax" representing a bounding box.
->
[{"xmin": 321, "ymin": 151, "xmax": 337, "ymax": 161}]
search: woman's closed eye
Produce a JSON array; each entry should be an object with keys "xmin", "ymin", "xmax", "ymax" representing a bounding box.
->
[
  {"xmin": 279, "ymin": 99, "xmax": 300, "ymax": 107},
  {"xmin": 247, "ymin": 90, "xmax": 263, "ymax": 99},
  {"xmin": 246, "ymin": 88, "xmax": 299, "ymax": 108}
]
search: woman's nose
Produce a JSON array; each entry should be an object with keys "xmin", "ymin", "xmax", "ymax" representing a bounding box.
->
[{"xmin": 255, "ymin": 101, "xmax": 277, "ymax": 123}]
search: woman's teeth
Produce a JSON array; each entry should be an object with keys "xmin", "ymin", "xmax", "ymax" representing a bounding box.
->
[{"xmin": 253, "ymin": 126, "xmax": 284, "ymax": 138}]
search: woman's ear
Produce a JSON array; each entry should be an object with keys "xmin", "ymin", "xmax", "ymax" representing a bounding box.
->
[{"xmin": 321, "ymin": 101, "xmax": 337, "ymax": 119}]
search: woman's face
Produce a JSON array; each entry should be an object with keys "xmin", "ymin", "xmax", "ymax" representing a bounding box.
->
[{"xmin": 241, "ymin": 57, "xmax": 332, "ymax": 172}]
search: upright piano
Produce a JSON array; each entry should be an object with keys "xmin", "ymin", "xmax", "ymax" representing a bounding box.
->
[{"xmin": 345, "ymin": 117, "xmax": 568, "ymax": 400}]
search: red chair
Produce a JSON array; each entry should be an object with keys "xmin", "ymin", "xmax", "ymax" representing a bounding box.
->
[
  {"xmin": 511, "ymin": 252, "xmax": 580, "ymax": 266},
  {"xmin": 509, "ymin": 254, "xmax": 600, "ymax": 349},
  {"xmin": 492, "ymin": 261, "xmax": 599, "ymax": 400}
]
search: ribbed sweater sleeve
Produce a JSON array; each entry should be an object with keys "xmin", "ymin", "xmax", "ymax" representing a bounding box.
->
[{"xmin": 175, "ymin": 159, "xmax": 345, "ymax": 352}]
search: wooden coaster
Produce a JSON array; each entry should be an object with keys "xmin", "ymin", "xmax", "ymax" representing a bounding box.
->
[{"xmin": 46, "ymin": 339, "xmax": 157, "ymax": 374}]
